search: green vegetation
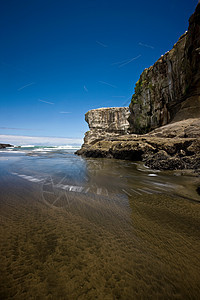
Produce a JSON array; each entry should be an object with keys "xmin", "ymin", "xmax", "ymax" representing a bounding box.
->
[
  {"xmin": 131, "ymin": 78, "xmax": 148, "ymax": 105},
  {"xmin": 135, "ymin": 78, "xmax": 144, "ymax": 95},
  {"xmin": 131, "ymin": 95, "xmax": 137, "ymax": 104}
]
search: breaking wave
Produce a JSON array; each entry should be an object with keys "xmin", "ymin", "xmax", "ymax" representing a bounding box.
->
[{"xmin": 0, "ymin": 144, "xmax": 81, "ymax": 155}]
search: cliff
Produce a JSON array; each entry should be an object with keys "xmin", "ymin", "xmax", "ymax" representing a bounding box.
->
[
  {"xmin": 129, "ymin": 3, "xmax": 200, "ymax": 133},
  {"xmin": 83, "ymin": 107, "xmax": 130, "ymax": 146},
  {"xmin": 77, "ymin": 4, "xmax": 200, "ymax": 173}
]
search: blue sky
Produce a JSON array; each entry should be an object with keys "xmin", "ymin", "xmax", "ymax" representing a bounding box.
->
[{"xmin": 0, "ymin": 0, "xmax": 198, "ymax": 145}]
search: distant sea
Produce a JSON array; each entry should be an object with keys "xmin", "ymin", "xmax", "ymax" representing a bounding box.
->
[{"xmin": 0, "ymin": 144, "xmax": 80, "ymax": 155}]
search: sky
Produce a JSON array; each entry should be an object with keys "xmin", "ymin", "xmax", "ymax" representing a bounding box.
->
[{"xmin": 0, "ymin": 0, "xmax": 198, "ymax": 145}]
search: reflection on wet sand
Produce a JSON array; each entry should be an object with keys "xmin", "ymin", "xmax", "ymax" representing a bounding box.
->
[{"xmin": 0, "ymin": 155, "xmax": 200, "ymax": 299}]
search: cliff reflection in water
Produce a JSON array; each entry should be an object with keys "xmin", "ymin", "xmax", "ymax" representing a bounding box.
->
[{"xmin": 0, "ymin": 152, "xmax": 200, "ymax": 299}]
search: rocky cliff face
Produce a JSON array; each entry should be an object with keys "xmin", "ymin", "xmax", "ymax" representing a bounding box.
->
[
  {"xmin": 129, "ymin": 3, "xmax": 200, "ymax": 133},
  {"xmin": 83, "ymin": 107, "xmax": 130, "ymax": 146},
  {"xmin": 77, "ymin": 4, "xmax": 200, "ymax": 174}
]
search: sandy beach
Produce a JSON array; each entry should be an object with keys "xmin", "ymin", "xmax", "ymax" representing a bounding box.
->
[{"xmin": 0, "ymin": 150, "xmax": 200, "ymax": 299}]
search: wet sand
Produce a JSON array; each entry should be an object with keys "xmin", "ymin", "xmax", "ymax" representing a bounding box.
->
[{"xmin": 0, "ymin": 154, "xmax": 200, "ymax": 299}]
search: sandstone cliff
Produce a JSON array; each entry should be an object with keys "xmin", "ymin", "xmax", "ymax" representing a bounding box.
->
[
  {"xmin": 83, "ymin": 107, "xmax": 130, "ymax": 146},
  {"xmin": 129, "ymin": 3, "xmax": 200, "ymax": 133},
  {"xmin": 77, "ymin": 4, "xmax": 200, "ymax": 173}
]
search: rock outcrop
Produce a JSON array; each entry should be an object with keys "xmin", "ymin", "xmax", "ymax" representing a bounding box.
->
[
  {"xmin": 83, "ymin": 107, "xmax": 130, "ymax": 146},
  {"xmin": 77, "ymin": 118, "xmax": 200, "ymax": 173},
  {"xmin": 129, "ymin": 3, "xmax": 200, "ymax": 133},
  {"xmin": 0, "ymin": 143, "xmax": 13, "ymax": 149},
  {"xmin": 77, "ymin": 4, "xmax": 200, "ymax": 173}
]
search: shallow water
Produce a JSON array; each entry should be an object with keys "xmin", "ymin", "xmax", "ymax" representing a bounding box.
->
[{"xmin": 0, "ymin": 149, "xmax": 200, "ymax": 299}]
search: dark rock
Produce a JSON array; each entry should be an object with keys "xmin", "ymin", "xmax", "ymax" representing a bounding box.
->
[
  {"xmin": 0, "ymin": 143, "xmax": 13, "ymax": 149},
  {"xmin": 197, "ymin": 187, "xmax": 200, "ymax": 196}
]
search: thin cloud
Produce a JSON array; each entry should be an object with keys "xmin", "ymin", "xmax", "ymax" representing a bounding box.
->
[
  {"xmin": 111, "ymin": 55, "xmax": 141, "ymax": 68},
  {"xmin": 99, "ymin": 81, "xmax": 117, "ymax": 88},
  {"xmin": 38, "ymin": 99, "xmax": 54, "ymax": 105},
  {"xmin": 118, "ymin": 55, "xmax": 141, "ymax": 68},
  {"xmin": 17, "ymin": 82, "xmax": 35, "ymax": 91},
  {"xmin": 111, "ymin": 58, "xmax": 131, "ymax": 66},
  {"xmin": 96, "ymin": 40, "xmax": 108, "ymax": 47},
  {"xmin": 84, "ymin": 85, "xmax": 88, "ymax": 92},
  {"xmin": 139, "ymin": 42, "xmax": 155, "ymax": 49},
  {"xmin": 59, "ymin": 112, "xmax": 71, "ymax": 114}
]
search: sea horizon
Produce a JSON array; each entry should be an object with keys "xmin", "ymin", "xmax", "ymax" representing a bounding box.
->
[{"xmin": 0, "ymin": 134, "xmax": 83, "ymax": 148}]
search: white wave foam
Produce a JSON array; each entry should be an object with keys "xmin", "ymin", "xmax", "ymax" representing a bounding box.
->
[
  {"xmin": 18, "ymin": 145, "xmax": 80, "ymax": 153},
  {"xmin": 32, "ymin": 149, "xmax": 50, "ymax": 153},
  {"xmin": 20, "ymin": 145, "xmax": 35, "ymax": 148},
  {"xmin": 0, "ymin": 150, "xmax": 26, "ymax": 154},
  {"xmin": 57, "ymin": 145, "xmax": 79, "ymax": 149},
  {"xmin": 18, "ymin": 145, "xmax": 79, "ymax": 150}
]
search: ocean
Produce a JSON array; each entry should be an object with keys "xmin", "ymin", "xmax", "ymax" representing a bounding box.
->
[{"xmin": 0, "ymin": 145, "xmax": 200, "ymax": 298}]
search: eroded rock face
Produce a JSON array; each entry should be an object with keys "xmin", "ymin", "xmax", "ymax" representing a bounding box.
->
[
  {"xmin": 77, "ymin": 133, "xmax": 200, "ymax": 172},
  {"xmin": 129, "ymin": 3, "xmax": 200, "ymax": 134},
  {"xmin": 76, "ymin": 118, "xmax": 200, "ymax": 173},
  {"xmin": 83, "ymin": 107, "xmax": 130, "ymax": 145}
]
